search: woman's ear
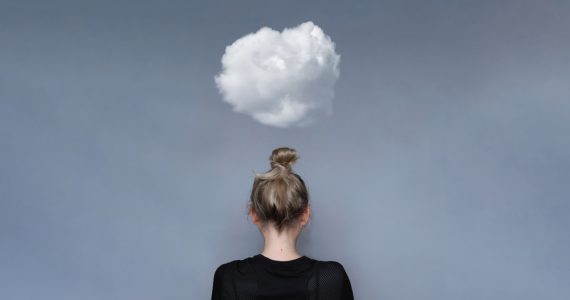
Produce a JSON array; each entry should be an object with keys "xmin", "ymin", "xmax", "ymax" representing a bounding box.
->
[
  {"xmin": 249, "ymin": 207, "xmax": 259, "ymax": 224},
  {"xmin": 301, "ymin": 205, "xmax": 311, "ymax": 226}
]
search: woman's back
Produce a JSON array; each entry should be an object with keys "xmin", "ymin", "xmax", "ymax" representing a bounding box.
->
[
  {"xmin": 211, "ymin": 254, "xmax": 354, "ymax": 300},
  {"xmin": 212, "ymin": 147, "xmax": 355, "ymax": 299}
]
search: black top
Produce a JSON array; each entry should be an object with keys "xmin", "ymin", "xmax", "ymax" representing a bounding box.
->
[{"xmin": 211, "ymin": 254, "xmax": 354, "ymax": 300}]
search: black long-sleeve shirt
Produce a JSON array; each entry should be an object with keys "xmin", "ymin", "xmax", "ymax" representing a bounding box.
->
[{"xmin": 211, "ymin": 254, "xmax": 354, "ymax": 299}]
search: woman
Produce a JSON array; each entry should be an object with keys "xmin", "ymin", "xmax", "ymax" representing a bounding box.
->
[{"xmin": 211, "ymin": 147, "xmax": 354, "ymax": 299}]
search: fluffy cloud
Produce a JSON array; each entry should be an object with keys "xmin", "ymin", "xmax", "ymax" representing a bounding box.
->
[{"xmin": 214, "ymin": 21, "xmax": 341, "ymax": 128}]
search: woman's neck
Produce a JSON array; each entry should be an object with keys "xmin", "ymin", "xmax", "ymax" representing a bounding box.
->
[{"xmin": 260, "ymin": 225, "xmax": 302, "ymax": 261}]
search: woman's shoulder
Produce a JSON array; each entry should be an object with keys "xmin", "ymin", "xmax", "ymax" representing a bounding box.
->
[
  {"xmin": 313, "ymin": 259, "xmax": 354, "ymax": 298},
  {"xmin": 316, "ymin": 259, "xmax": 348, "ymax": 272},
  {"xmin": 214, "ymin": 257, "xmax": 255, "ymax": 277},
  {"xmin": 212, "ymin": 257, "xmax": 259, "ymax": 298},
  {"xmin": 215, "ymin": 256, "xmax": 348, "ymax": 277},
  {"xmin": 314, "ymin": 259, "xmax": 351, "ymax": 283}
]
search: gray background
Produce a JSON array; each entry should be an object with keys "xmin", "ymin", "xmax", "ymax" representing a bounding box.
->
[{"xmin": 1, "ymin": 0, "xmax": 569, "ymax": 299}]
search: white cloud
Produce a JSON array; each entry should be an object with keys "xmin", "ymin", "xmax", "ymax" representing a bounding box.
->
[{"xmin": 214, "ymin": 21, "xmax": 341, "ymax": 128}]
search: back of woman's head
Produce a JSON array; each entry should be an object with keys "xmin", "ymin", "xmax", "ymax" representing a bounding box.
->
[{"xmin": 248, "ymin": 147, "xmax": 309, "ymax": 234}]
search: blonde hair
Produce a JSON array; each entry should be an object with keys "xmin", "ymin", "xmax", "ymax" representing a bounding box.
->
[{"xmin": 248, "ymin": 146, "xmax": 309, "ymax": 234}]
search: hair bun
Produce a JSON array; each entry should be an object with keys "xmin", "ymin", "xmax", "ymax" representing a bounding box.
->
[{"xmin": 270, "ymin": 147, "xmax": 298, "ymax": 171}]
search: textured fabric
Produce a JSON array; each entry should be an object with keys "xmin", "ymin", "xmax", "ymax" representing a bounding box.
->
[{"xmin": 211, "ymin": 254, "xmax": 354, "ymax": 300}]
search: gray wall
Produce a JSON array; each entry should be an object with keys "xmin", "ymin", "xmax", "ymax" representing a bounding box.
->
[{"xmin": 1, "ymin": 0, "xmax": 569, "ymax": 299}]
